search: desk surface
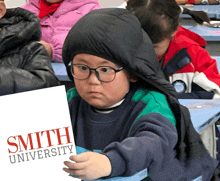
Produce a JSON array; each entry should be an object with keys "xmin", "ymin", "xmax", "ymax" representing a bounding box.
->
[
  {"xmin": 183, "ymin": 25, "xmax": 220, "ymax": 41},
  {"xmin": 180, "ymin": 5, "xmax": 220, "ymax": 19},
  {"xmin": 213, "ymin": 56, "xmax": 220, "ymax": 70},
  {"xmin": 51, "ymin": 62, "xmax": 70, "ymax": 81},
  {"xmin": 179, "ymin": 99, "xmax": 220, "ymax": 132},
  {"xmin": 180, "ymin": 5, "xmax": 220, "ymax": 41}
]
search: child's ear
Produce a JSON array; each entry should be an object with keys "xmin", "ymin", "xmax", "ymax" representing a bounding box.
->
[
  {"xmin": 129, "ymin": 75, "xmax": 138, "ymax": 83},
  {"xmin": 171, "ymin": 30, "xmax": 178, "ymax": 38},
  {"xmin": 169, "ymin": 29, "xmax": 178, "ymax": 41},
  {"xmin": 171, "ymin": 25, "xmax": 179, "ymax": 38},
  {"xmin": 0, "ymin": 1, "xmax": 6, "ymax": 19}
]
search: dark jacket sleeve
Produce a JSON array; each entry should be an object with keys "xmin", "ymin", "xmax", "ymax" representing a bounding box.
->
[
  {"xmin": 0, "ymin": 42, "xmax": 60, "ymax": 95},
  {"xmin": 103, "ymin": 112, "xmax": 217, "ymax": 181},
  {"xmin": 103, "ymin": 113, "xmax": 191, "ymax": 180}
]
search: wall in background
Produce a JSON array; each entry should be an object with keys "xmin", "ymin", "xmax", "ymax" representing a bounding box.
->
[
  {"xmin": 99, "ymin": 0, "xmax": 124, "ymax": 7},
  {"xmin": 5, "ymin": 0, "xmax": 124, "ymax": 8},
  {"xmin": 5, "ymin": 0, "xmax": 26, "ymax": 8}
]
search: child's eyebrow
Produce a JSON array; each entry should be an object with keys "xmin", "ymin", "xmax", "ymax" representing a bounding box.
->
[
  {"xmin": 75, "ymin": 58, "xmax": 116, "ymax": 67},
  {"xmin": 99, "ymin": 60, "xmax": 113, "ymax": 66},
  {"xmin": 74, "ymin": 58, "xmax": 88, "ymax": 64}
]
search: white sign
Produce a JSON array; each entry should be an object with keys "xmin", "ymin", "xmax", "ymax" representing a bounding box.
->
[{"xmin": 0, "ymin": 86, "xmax": 80, "ymax": 181}]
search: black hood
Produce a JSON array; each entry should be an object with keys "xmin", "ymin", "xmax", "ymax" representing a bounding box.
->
[
  {"xmin": 0, "ymin": 7, "xmax": 41, "ymax": 56},
  {"xmin": 62, "ymin": 8, "xmax": 176, "ymax": 97}
]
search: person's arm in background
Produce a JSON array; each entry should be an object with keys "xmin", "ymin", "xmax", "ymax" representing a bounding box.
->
[
  {"xmin": 21, "ymin": 2, "xmax": 53, "ymax": 58},
  {"xmin": 40, "ymin": 40, "xmax": 52, "ymax": 58},
  {"xmin": 0, "ymin": 42, "xmax": 60, "ymax": 95},
  {"xmin": 21, "ymin": 1, "xmax": 53, "ymax": 60}
]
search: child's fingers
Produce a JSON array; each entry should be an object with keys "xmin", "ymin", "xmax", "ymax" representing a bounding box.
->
[
  {"xmin": 63, "ymin": 167, "xmax": 72, "ymax": 174},
  {"xmin": 63, "ymin": 167, "xmax": 87, "ymax": 180},
  {"xmin": 64, "ymin": 161, "xmax": 87, "ymax": 170},
  {"xmin": 69, "ymin": 152, "xmax": 90, "ymax": 162},
  {"xmin": 63, "ymin": 167, "xmax": 85, "ymax": 176},
  {"xmin": 63, "ymin": 167, "xmax": 81, "ymax": 178}
]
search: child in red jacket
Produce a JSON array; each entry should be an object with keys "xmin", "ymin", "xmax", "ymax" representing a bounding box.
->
[{"xmin": 127, "ymin": 0, "xmax": 220, "ymax": 99}]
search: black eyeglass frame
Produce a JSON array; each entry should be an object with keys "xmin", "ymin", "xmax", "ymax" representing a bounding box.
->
[{"xmin": 70, "ymin": 63, "xmax": 124, "ymax": 83}]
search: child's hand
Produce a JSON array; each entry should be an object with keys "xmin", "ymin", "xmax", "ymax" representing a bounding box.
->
[
  {"xmin": 63, "ymin": 152, "xmax": 112, "ymax": 180},
  {"xmin": 40, "ymin": 40, "xmax": 52, "ymax": 58}
]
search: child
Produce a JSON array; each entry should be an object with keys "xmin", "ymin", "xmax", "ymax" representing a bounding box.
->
[
  {"xmin": 21, "ymin": 0, "xmax": 101, "ymax": 62},
  {"xmin": 126, "ymin": 0, "xmax": 220, "ymax": 99},
  {"xmin": 0, "ymin": 0, "xmax": 59, "ymax": 96},
  {"xmin": 61, "ymin": 8, "xmax": 218, "ymax": 180}
]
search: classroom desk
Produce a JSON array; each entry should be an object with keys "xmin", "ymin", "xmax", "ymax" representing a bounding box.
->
[
  {"xmin": 214, "ymin": 56, "xmax": 220, "ymax": 71},
  {"xmin": 180, "ymin": 5, "xmax": 220, "ymax": 42},
  {"xmin": 180, "ymin": 5, "xmax": 220, "ymax": 20},
  {"xmin": 51, "ymin": 62, "xmax": 70, "ymax": 81},
  {"xmin": 183, "ymin": 25, "xmax": 220, "ymax": 41},
  {"xmin": 179, "ymin": 99, "xmax": 220, "ymax": 158},
  {"xmin": 179, "ymin": 99, "xmax": 220, "ymax": 133}
]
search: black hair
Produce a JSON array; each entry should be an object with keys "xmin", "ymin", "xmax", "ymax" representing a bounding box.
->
[
  {"xmin": 127, "ymin": 0, "xmax": 180, "ymax": 44},
  {"xmin": 126, "ymin": 0, "xmax": 210, "ymax": 44}
]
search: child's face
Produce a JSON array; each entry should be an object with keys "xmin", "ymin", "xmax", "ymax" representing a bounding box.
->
[
  {"xmin": 45, "ymin": 0, "xmax": 63, "ymax": 4},
  {"xmin": 153, "ymin": 38, "xmax": 171, "ymax": 57},
  {"xmin": 153, "ymin": 30, "xmax": 177, "ymax": 57},
  {"xmin": 72, "ymin": 54, "xmax": 135, "ymax": 109}
]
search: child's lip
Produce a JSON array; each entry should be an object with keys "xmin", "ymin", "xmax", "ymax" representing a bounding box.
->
[
  {"xmin": 89, "ymin": 91, "xmax": 103, "ymax": 96},
  {"xmin": 88, "ymin": 92, "xmax": 103, "ymax": 98},
  {"xmin": 89, "ymin": 91, "xmax": 101, "ymax": 94}
]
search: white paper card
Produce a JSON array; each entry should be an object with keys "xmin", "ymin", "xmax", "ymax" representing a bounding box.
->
[{"xmin": 0, "ymin": 86, "xmax": 80, "ymax": 181}]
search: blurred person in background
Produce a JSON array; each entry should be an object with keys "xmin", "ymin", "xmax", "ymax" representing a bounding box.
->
[
  {"xmin": 126, "ymin": 0, "xmax": 220, "ymax": 99},
  {"xmin": 0, "ymin": 0, "xmax": 60, "ymax": 96},
  {"xmin": 22, "ymin": 0, "xmax": 101, "ymax": 62}
]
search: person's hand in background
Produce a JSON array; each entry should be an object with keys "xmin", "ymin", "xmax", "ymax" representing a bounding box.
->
[{"xmin": 40, "ymin": 40, "xmax": 52, "ymax": 58}]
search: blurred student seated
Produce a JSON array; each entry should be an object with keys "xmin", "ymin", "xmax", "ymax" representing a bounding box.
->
[
  {"xmin": 127, "ymin": 0, "xmax": 220, "ymax": 99},
  {"xmin": 21, "ymin": 0, "xmax": 101, "ymax": 62},
  {"xmin": 0, "ymin": 0, "xmax": 60, "ymax": 96}
]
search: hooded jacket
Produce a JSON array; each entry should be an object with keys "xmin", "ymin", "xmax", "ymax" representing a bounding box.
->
[
  {"xmin": 118, "ymin": 2, "xmax": 220, "ymax": 99},
  {"xmin": 162, "ymin": 26, "xmax": 220, "ymax": 99},
  {"xmin": 22, "ymin": 0, "xmax": 101, "ymax": 62},
  {"xmin": 62, "ymin": 8, "xmax": 219, "ymax": 180},
  {"xmin": 0, "ymin": 7, "xmax": 59, "ymax": 96}
]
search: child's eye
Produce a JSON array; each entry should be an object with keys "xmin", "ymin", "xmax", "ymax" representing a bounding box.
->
[
  {"xmin": 100, "ymin": 67, "xmax": 112, "ymax": 73},
  {"xmin": 78, "ymin": 65, "xmax": 88, "ymax": 71}
]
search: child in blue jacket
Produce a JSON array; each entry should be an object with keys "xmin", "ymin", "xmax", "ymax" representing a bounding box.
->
[{"xmin": 61, "ymin": 8, "xmax": 218, "ymax": 181}]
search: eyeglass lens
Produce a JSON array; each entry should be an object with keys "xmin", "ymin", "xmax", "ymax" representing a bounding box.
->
[{"xmin": 72, "ymin": 65, "xmax": 116, "ymax": 82}]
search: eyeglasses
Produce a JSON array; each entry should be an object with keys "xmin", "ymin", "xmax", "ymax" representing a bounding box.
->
[{"xmin": 71, "ymin": 64, "xmax": 123, "ymax": 82}]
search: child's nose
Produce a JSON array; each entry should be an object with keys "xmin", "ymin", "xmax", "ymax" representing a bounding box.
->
[{"xmin": 87, "ymin": 70, "xmax": 101, "ymax": 84}]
